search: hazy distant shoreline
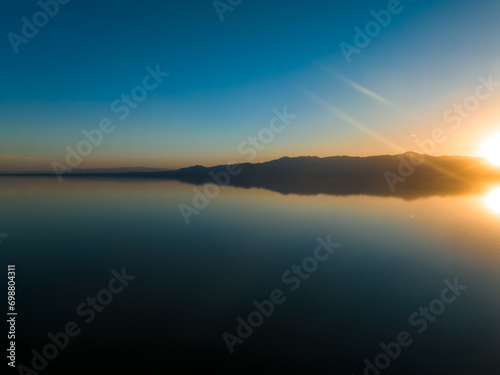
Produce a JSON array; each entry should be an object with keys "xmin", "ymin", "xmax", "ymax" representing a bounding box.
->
[{"xmin": 3, "ymin": 153, "xmax": 500, "ymax": 200}]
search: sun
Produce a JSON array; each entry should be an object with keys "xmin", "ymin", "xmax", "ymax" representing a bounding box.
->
[
  {"xmin": 485, "ymin": 187, "xmax": 500, "ymax": 214},
  {"xmin": 480, "ymin": 132, "xmax": 500, "ymax": 166}
]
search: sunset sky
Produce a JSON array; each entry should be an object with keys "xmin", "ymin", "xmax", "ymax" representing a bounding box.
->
[{"xmin": 1, "ymin": 0, "xmax": 500, "ymax": 172}]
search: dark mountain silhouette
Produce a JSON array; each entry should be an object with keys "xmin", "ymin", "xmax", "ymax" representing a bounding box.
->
[
  {"xmin": 140, "ymin": 153, "xmax": 499, "ymax": 199},
  {"xmin": 3, "ymin": 153, "xmax": 500, "ymax": 199},
  {"xmin": 158, "ymin": 153, "xmax": 499, "ymax": 179}
]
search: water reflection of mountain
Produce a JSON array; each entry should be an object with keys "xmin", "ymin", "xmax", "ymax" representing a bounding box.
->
[
  {"xmin": 145, "ymin": 154, "xmax": 500, "ymax": 200},
  {"xmin": 5, "ymin": 154, "xmax": 500, "ymax": 200}
]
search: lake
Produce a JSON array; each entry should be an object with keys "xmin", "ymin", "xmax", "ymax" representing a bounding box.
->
[{"xmin": 1, "ymin": 176, "xmax": 500, "ymax": 374}]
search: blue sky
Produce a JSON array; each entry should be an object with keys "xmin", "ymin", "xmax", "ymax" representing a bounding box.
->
[{"xmin": 1, "ymin": 0, "xmax": 500, "ymax": 171}]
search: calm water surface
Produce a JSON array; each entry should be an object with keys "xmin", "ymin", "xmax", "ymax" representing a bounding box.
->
[{"xmin": 1, "ymin": 177, "xmax": 500, "ymax": 374}]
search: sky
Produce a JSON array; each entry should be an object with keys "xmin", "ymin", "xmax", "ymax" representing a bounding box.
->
[{"xmin": 1, "ymin": 0, "xmax": 500, "ymax": 172}]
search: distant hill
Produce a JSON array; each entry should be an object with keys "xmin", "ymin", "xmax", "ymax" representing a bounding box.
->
[
  {"xmin": 3, "ymin": 154, "xmax": 500, "ymax": 199},
  {"xmin": 71, "ymin": 167, "xmax": 172, "ymax": 174},
  {"xmin": 135, "ymin": 153, "xmax": 499, "ymax": 199},
  {"xmin": 0, "ymin": 167, "xmax": 171, "ymax": 175},
  {"xmin": 153, "ymin": 153, "xmax": 499, "ymax": 179}
]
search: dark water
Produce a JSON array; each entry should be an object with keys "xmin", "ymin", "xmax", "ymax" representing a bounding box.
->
[{"xmin": 1, "ymin": 177, "xmax": 500, "ymax": 374}]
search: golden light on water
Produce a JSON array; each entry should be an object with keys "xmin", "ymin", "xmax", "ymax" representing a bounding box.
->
[{"xmin": 484, "ymin": 187, "xmax": 500, "ymax": 214}]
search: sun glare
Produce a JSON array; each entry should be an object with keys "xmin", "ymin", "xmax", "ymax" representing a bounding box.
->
[
  {"xmin": 479, "ymin": 132, "xmax": 500, "ymax": 166},
  {"xmin": 485, "ymin": 187, "xmax": 500, "ymax": 214}
]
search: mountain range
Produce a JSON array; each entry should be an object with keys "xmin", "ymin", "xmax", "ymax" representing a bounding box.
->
[{"xmin": 3, "ymin": 153, "xmax": 500, "ymax": 199}]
